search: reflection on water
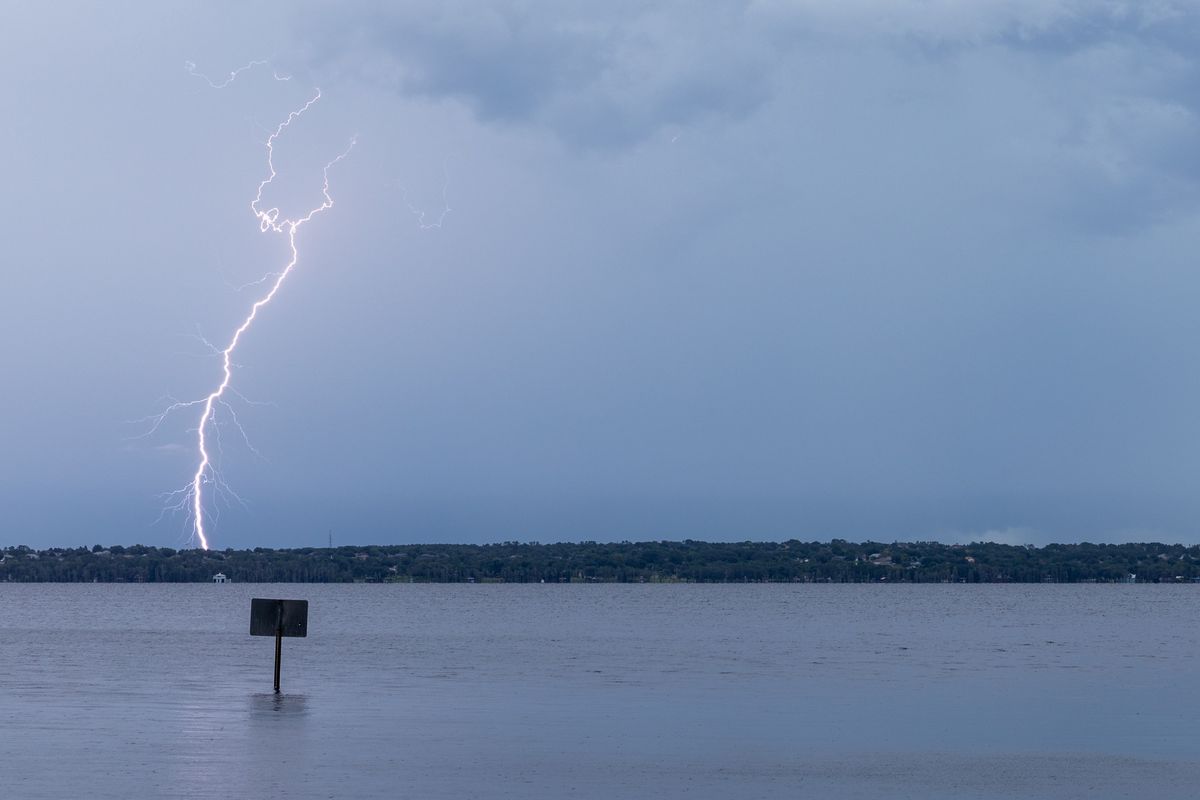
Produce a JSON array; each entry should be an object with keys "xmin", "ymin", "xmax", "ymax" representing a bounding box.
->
[
  {"xmin": 1, "ymin": 584, "xmax": 1199, "ymax": 798},
  {"xmin": 247, "ymin": 691, "xmax": 309, "ymax": 719}
]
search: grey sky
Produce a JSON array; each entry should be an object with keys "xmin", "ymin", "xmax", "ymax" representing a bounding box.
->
[{"xmin": 4, "ymin": 1, "xmax": 1200, "ymax": 549}]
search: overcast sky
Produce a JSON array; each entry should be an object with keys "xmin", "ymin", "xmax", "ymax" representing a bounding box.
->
[{"xmin": 4, "ymin": 1, "xmax": 1200, "ymax": 549}]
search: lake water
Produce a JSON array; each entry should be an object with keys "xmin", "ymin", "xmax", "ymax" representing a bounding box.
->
[{"xmin": 1, "ymin": 584, "xmax": 1198, "ymax": 798}]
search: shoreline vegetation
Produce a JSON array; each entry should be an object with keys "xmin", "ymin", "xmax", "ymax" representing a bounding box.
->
[{"xmin": 1, "ymin": 540, "xmax": 1199, "ymax": 583}]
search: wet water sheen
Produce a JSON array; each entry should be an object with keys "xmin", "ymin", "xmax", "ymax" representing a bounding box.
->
[{"xmin": 1, "ymin": 584, "xmax": 1198, "ymax": 798}]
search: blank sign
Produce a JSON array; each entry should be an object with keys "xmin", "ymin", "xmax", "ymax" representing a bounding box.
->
[{"xmin": 250, "ymin": 598, "xmax": 309, "ymax": 638}]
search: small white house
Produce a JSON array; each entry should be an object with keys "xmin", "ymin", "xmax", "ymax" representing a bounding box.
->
[{"xmin": 212, "ymin": 572, "xmax": 229, "ymax": 584}]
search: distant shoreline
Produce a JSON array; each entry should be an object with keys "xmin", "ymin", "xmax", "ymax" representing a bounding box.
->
[{"xmin": 0, "ymin": 540, "xmax": 1195, "ymax": 583}]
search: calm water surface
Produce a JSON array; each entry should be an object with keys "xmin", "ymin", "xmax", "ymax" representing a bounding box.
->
[{"xmin": 1, "ymin": 584, "xmax": 1197, "ymax": 798}]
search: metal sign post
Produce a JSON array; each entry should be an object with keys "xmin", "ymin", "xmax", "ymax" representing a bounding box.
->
[{"xmin": 250, "ymin": 598, "xmax": 308, "ymax": 693}]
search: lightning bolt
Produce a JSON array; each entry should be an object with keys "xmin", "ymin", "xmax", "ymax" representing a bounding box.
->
[
  {"xmin": 401, "ymin": 164, "xmax": 452, "ymax": 230},
  {"xmin": 148, "ymin": 62, "xmax": 354, "ymax": 550},
  {"xmin": 185, "ymin": 59, "xmax": 292, "ymax": 87}
]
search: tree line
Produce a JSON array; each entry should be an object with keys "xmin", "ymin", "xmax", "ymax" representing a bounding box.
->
[{"xmin": 1, "ymin": 539, "xmax": 1199, "ymax": 583}]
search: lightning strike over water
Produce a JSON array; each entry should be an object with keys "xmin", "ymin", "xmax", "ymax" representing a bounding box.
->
[{"xmin": 152, "ymin": 63, "xmax": 354, "ymax": 550}]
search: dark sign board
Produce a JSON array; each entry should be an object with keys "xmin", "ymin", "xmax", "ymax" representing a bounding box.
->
[{"xmin": 250, "ymin": 598, "xmax": 309, "ymax": 638}]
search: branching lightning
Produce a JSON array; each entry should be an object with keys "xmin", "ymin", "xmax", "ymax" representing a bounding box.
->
[
  {"xmin": 185, "ymin": 59, "xmax": 292, "ymax": 88},
  {"xmin": 401, "ymin": 163, "xmax": 452, "ymax": 229},
  {"xmin": 144, "ymin": 62, "xmax": 354, "ymax": 550}
]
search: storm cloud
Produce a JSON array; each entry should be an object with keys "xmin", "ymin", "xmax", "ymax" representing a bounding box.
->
[{"xmin": 4, "ymin": 1, "xmax": 1200, "ymax": 549}]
